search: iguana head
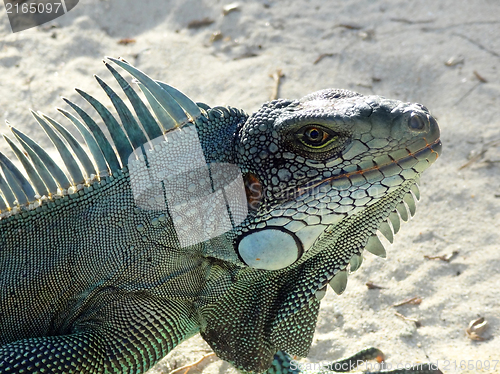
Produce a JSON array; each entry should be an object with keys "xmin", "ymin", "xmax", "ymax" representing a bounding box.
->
[{"xmin": 234, "ymin": 88, "xmax": 441, "ymax": 272}]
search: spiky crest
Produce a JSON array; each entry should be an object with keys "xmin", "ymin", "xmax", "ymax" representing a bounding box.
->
[{"xmin": 0, "ymin": 57, "xmax": 202, "ymax": 218}]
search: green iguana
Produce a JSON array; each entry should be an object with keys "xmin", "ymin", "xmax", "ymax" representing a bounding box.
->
[{"xmin": 0, "ymin": 57, "xmax": 442, "ymax": 374}]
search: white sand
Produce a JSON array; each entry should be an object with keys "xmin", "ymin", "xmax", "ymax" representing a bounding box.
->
[{"xmin": 1, "ymin": 1, "xmax": 499, "ymax": 373}]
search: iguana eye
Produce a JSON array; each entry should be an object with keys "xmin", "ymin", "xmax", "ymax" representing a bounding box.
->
[{"xmin": 298, "ymin": 125, "xmax": 338, "ymax": 149}]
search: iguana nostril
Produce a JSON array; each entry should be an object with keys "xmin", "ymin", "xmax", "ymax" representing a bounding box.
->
[{"xmin": 408, "ymin": 113, "xmax": 426, "ymax": 131}]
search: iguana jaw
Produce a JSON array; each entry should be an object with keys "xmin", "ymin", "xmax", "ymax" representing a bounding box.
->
[
  {"xmin": 318, "ymin": 139, "xmax": 442, "ymax": 188},
  {"xmin": 305, "ymin": 136, "xmax": 442, "ymax": 193}
]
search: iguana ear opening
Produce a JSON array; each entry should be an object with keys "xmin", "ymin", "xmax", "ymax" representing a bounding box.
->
[{"xmin": 243, "ymin": 172, "xmax": 262, "ymax": 211}]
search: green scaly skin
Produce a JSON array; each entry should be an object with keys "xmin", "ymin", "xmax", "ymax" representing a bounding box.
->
[{"xmin": 0, "ymin": 64, "xmax": 441, "ymax": 374}]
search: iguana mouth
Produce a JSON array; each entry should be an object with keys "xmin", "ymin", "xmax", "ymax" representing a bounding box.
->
[
  {"xmin": 242, "ymin": 137, "xmax": 441, "ymax": 214},
  {"xmin": 299, "ymin": 137, "xmax": 442, "ymax": 194}
]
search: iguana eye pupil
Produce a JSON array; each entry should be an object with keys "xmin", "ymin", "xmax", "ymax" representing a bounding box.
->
[
  {"xmin": 303, "ymin": 126, "xmax": 328, "ymax": 145},
  {"xmin": 307, "ymin": 128, "xmax": 321, "ymax": 140},
  {"xmin": 298, "ymin": 125, "xmax": 336, "ymax": 149}
]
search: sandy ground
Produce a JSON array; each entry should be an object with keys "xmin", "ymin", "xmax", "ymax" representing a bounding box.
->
[{"xmin": 1, "ymin": 0, "xmax": 499, "ymax": 373}]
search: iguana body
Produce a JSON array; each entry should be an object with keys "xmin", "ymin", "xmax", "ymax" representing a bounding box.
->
[{"xmin": 0, "ymin": 58, "xmax": 441, "ymax": 373}]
